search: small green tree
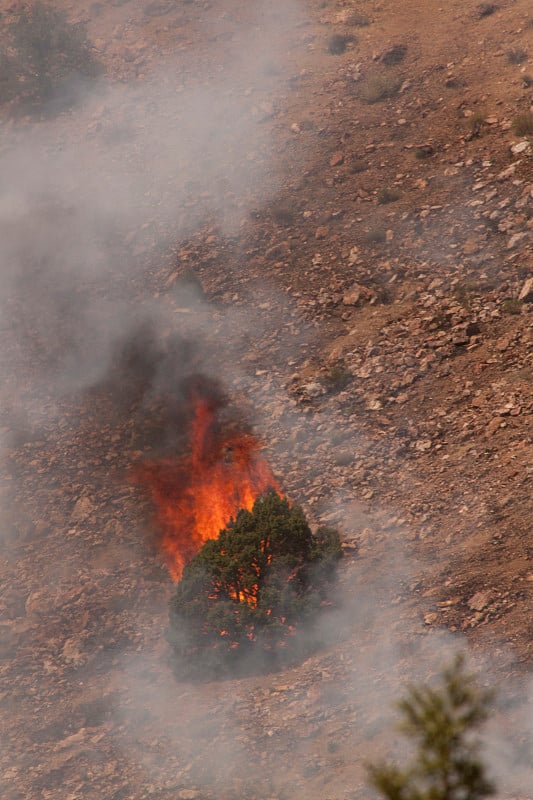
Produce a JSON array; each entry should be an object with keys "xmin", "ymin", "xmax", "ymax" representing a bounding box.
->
[
  {"xmin": 168, "ymin": 491, "xmax": 342, "ymax": 677},
  {"xmin": 0, "ymin": 1, "xmax": 100, "ymax": 111},
  {"xmin": 368, "ymin": 655, "xmax": 495, "ymax": 800}
]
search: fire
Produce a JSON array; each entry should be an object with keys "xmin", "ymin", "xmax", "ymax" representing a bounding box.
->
[{"xmin": 134, "ymin": 391, "xmax": 280, "ymax": 581}]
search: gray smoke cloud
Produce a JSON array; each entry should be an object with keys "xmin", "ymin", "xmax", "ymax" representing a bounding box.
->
[
  {"xmin": 0, "ymin": 0, "xmax": 307, "ymax": 414},
  {"xmin": 0, "ymin": 1, "xmax": 532, "ymax": 799}
]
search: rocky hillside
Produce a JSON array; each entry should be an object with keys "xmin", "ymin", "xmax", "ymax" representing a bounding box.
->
[{"xmin": 0, "ymin": 1, "xmax": 531, "ymax": 799}]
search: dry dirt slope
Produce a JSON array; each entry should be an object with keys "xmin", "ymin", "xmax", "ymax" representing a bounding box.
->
[{"xmin": 0, "ymin": 1, "xmax": 532, "ymax": 799}]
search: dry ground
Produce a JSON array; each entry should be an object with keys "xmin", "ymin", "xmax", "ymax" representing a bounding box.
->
[{"xmin": 0, "ymin": 1, "xmax": 531, "ymax": 799}]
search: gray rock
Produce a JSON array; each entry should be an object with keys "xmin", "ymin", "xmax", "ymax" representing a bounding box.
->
[
  {"xmin": 507, "ymin": 231, "xmax": 528, "ymax": 250},
  {"xmin": 71, "ymin": 496, "xmax": 95, "ymax": 523},
  {"xmin": 518, "ymin": 277, "xmax": 533, "ymax": 302},
  {"xmin": 510, "ymin": 140, "xmax": 531, "ymax": 156},
  {"xmin": 302, "ymin": 382, "xmax": 325, "ymax": 399},
  {"xmin": 468, "ymin": 590, "xmax": 491, "ymax": 611}
]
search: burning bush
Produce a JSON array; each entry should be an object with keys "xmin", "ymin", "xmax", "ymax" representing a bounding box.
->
[
  {"xmin": 134, "ymin": 384, "xmax": 283, "ymax": 581},
  {"xmin": 168, "ymin": 491, "xmax": 342, "ymax": 678}
]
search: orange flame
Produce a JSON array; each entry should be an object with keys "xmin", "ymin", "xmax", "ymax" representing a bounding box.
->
[{"xmin": 134, "ymin": 394, "xmax": 281, "ymax": 581}]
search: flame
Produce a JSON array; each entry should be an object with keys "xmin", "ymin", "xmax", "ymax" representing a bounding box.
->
[{"xmin": 134, "ymin": 393, "xmax": 281, "ymax": 581}]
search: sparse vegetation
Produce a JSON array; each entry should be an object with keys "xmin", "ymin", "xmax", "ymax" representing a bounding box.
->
[
  {"xmin": 507, "ymin": 47, "xmax": 528, "ymax": 65},
  {"xmin": 0, "ymin": 1, "xmax": 100, "ymax": 113},
  {"xmin": 168, "ymin": 491, "xmax": 342, "ymax": 678},
  {"xmin": 351, "ymin": 158, "xmax": 370, "ymax": 173},
  {"xmin": 512, "ymin": 112, "xmax": 533, "ymax": 136},
  {"xmin": 328, "ymin": 33, "xmax": 357, "ymax": 55},
  {"xmin": 346, "ymin": 12, "xmax": 370, "ymax": 27},
  {"xmin": 382, "ymin": 44, "xmax": 407, "ymax": 67},
  {"xmin": 453, "ymin": 281, "xmax": 477, "ymax": 309},
  {"xmin": 477, "ymin": 2, "xmax": 498, "ymax": 18},
  {"xmin": 333, "ymin": 449, "xmax": 354, "ymax": 467},
  {"xmin": 466, "ymin": 110, "xmax": 487, "ymax": 138},
  {"xmin": 359, "ymin": 70, "xmax": 402, "ymax": 103},
  {"xmin": 271, "ymin": 204, "xmax": 295, "ymax": 226},
  {"xmin": 322, "ymin": 364, "xmax": 352, "ymax": 392},
  {"xmin": 501, "ymin": 298, "xmax": 523, "ymax": 315},
  {"xmin": 377, "ymin": 187, "xmax": 401, "ymax": 205},
  {"xmin": 368, "ymin": 655, "xmax": 495, "ymax": 800},
  {"xmin": 364, "ymin": 227, "xmax": 387, "ymax": 244},
  {"xmin": 415, "ymin": 145, "xmax": 434, "ymax": 159}
]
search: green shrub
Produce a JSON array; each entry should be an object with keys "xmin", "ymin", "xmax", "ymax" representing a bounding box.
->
[
  {"xmin": 168, "ymin": 491, "xmax": 342, "ymax": 678},
  {"xmin": 368, "ymin": 655, "xmax": 495, "ymax": 800},
  {"xmin": 0, "ymin": 1, "xmax": 100, "ymax": 112}
]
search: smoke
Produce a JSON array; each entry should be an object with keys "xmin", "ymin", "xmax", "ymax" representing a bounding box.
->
[
  {"xmin": 0, "ymin": 0, "xmax": 307, "ymax": 416},
  {"xmin": 1, "ymin": 1, "xmax": 532, "ymax": 799}
]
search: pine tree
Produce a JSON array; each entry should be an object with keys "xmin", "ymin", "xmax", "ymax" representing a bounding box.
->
[
  {"xmin": 368, "ymin": 655, "xmax": 495, "ymax": 800},
  {"xmin": 168, "ymin": 491, "xmax": 342, "ymax": 677}
]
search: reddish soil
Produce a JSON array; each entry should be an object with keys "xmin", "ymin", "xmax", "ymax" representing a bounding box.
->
[{"xmin": 0, "ymin": 1, "xmax": 531, "ymax": 799}]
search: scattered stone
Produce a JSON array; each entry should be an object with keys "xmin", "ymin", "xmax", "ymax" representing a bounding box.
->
[
  {"xmin": 315, "ymin": 226, "xmax": 329, "ymax": 240},
  {"xmin": 329, "ymin": 151, "xmax": 344, "ymax": 167},
  {"xmin": 497, "ymin": 165, "xmax": 517, "ymax": 183},
  {"xmin": 518, "ymin": 277, "xmax": 533, "ymax": 302},
  {"xmin": 510, "ymin": 140, "xmax": 531, "ymax": 156},
  {"xmin": 365, "ymin": 399, "xmax": 382, "ymax": 411},
  {"xmin": 301, "ymin": 382, "xmax": 325, "ymax": 399},
  {"xmin": 342, "ymin": 283, "xmax": 375, "ymax": 305},
  {"xmin": 25, "ymin": 589, "xmax": 56, "ymax": 617},
  {"xmin": 71, "ymin": 496, "xmax": 95, "ymax": 523},
  {"xmin": 62, "ymin": 636, "xmax": 85, "ymax": 666},
  {"xmin": 468, "ymin": 590, "xmax": 492, "ymax": 612},
  {"xmin": 463, "ymin": 237, "xmax": 482, "ymax": 255},
  {"xmin": 507, "ymin": 232, "xmax": 528, "ymax": 250}
]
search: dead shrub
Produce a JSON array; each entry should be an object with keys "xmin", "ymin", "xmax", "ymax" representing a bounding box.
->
[
  {"xmin": 512, "ymin": 112, "xmax": 533, "ymax": 135},
  {"xmin": 501, "ymin": 298, "xmax": 523, "ymax": 315},
  {"xmin": 346, "ymin": 12, "xmax": 370, "ymax": 27},
  {"xmin": 328, "ymin": 33, "xmax": 357, "ymax": 55},
  {"xmin": 364, "ymin": 227, "xmax": 387, "ymax": 244},
  {"xmin": 377, "ymin": 187, "xmax": 401, "ymax": 205},
  {"xmin": 381, "ymin": 44, "xmax": 407, "ymax": 66},
  {"xmin": 359, "ymin": 70, "xmax": 401, "ymax": 103},
  {"xmin": 477, "ymin": 3, "xmax": 498, "ymax": 17},
  {"xmin": 322, "ymin": 364, "xmax": 352, "ymax": 392},
  {"xmin": 465, "ymin": 110, "xmax": 487, "ymax": 138},
  {"xmin": 507, "ymin": 47, "xmax": 528, "ymax": 65}
]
